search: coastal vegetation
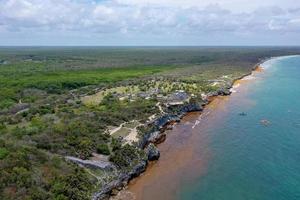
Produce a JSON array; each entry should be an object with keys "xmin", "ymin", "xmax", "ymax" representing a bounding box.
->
[{"xmin": 1, "ymin": 47, "xmax": 300, "ymax": 199}]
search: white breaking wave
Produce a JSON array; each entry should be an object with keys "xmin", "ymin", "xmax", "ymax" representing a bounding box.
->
[
  {"xmin": 261, "ymin": 55, "xmax": 300, "ymax": 69},
  {"xmin": 243, "ymin": 75, "xmax": 255, "ymax": 80}
]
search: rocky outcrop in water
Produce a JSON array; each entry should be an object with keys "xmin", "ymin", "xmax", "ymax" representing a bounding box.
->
[
  {"xmin": 139, "ymin": 101, "xmax": 203, "ymax": 148},
  {"xmin": 93, "ymin": 100, "xmax": 219, "ymax": 199},
  {"xmin": 146, "ymin": 143, "xmax": 160, "ymax": 161},
  {"xmin": 154, "ymin": 114, "xmax": 180, "ymax": 130},
  {"xmin": 92, "ymin": 159, "xmax": 148, "ymax": 200},
  {"xmin": 147, "ymin": 131, "xmax": 166, "ymax": 144},
  {"xmin": 207, "ymin": 88, "xmax": 231, "ymax": 97},
  {"xmin": 178, "ymin": 102, "xmax": 203, "ymax": 114},
  {"xmin": 92, "ymin": 102, "xmax": 202, "ymax": 199}
]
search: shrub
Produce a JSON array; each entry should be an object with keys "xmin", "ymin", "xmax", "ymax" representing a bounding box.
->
[
  {"xmin": 0, "ymin": 147, "xmax": 9, "ymax": 159},
  {"xmin": 0, "ymin": 123, "xmax": 6, "ymax": 131},
  {"xmin": 77, "ymin": 138, "xmax": 93, "ymax": 159},
  {"xmin": 96, "ymin": 143, "xmax": 110, "ymax": 155},
  {"xmin": 52, "ymin": 168, "xmax": 93, "ymax": 200},
  {"xmin": 111, "ymin": 138, "xmax": 121, "ymax": 151},
  {"xmin": 109, "ymin": 144, "xmax": 139, "ymax": 168}
]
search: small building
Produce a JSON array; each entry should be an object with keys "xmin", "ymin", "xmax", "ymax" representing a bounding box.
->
[{"xmin": 166, "ymin": 91, "xmax": 190, "ymax": 106}]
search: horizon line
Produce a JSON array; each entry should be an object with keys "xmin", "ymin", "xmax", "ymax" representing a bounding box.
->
[{"xmin": 1, "ymin": 45, "xmax": 300, "ymax": 48}]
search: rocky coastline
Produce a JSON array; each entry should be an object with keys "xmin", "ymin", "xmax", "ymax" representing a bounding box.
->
[{"xmin": 92, "ymin": 62, "xmax": 265, "ymax": 200}]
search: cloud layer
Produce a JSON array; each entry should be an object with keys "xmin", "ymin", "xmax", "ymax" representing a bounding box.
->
[{"xmin": 0, "ymin": 0, "xmax": 300, "ymax": 45}]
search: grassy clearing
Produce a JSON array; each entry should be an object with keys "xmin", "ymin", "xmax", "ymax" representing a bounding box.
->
[
  {"xmin": 0, "ymin": 65, "xmax": 171, "ymax": 108},
  {"xmin": 112, "ymin": 127, "xmax": 132, "ymax": 138},
  {"xmin": 123, "ymin": 121, "xmax": 141, "ymax": 129},
  {"xmin": 82, "ymin": 85, "xmax": 140, "ymax": 106}
]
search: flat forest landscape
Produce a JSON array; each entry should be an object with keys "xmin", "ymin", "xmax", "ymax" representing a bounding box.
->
[{"xmin": 0, "ymin": 47, "xmax": 300, "ymax": 199}]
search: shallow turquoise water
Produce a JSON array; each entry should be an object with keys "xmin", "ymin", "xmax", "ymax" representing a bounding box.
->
[{"xmin": 180, "ymin": 56, "xmax": 300, "ymax": 200}]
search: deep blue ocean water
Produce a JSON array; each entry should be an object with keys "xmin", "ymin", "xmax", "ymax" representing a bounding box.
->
[{"xmin": 180, "ymin": 56, "xmax": 300, "ymax": 200}]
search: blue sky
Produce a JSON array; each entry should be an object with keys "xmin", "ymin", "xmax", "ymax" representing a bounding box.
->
[{"xmin": 0, "ymin": 0, "xmax": 300, "ymax": 46}]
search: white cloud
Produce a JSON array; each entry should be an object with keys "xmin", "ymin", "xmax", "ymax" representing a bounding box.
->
[
  {"xmin": 0, "ymin": 0, "xmax": 299, "ymax": 45},
  {"xmin": 113, "ymin": 0, "xmax": 298, "ymax": 12}
]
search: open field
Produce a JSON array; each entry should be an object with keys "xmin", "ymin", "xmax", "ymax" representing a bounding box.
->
[{"xmin": 1, "ymin": 47, "xmax": 300, "ymax": 200}]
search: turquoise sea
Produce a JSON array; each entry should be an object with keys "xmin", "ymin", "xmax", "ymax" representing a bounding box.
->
[{"xmin": 180, "ymin": 55, "xmax": 300, "ymax": 200}]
